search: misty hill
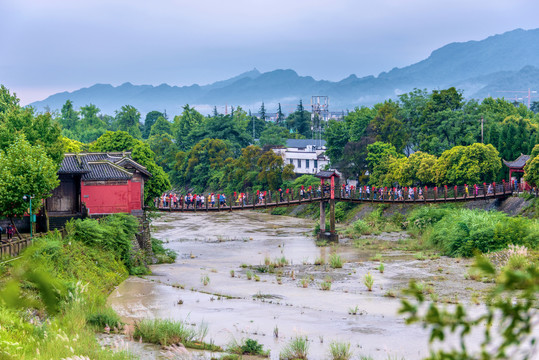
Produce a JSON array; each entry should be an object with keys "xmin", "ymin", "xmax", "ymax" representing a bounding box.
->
[{"xmin": 30, "ymin": 28, "xmax": 539, "ymax": 116}]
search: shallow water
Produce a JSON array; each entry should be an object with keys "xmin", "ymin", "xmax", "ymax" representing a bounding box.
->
[{"xmin": 108, "ymin": 211, "xmax": 481, "ymax": 359}]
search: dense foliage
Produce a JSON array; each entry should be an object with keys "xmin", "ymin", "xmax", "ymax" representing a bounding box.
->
[
  {"xmin": 408, "ymin": 207, "xmax": 538, "ymax": 257},
  {"xmin": 0, "ymin": 214, "xmax": 143, "ymax": 359},
  {"xmin": 325, "ymin": 88, "xmax": 538, "ymax": 184},
  {"xmin": 0, "ymin": 134, "xmax": 59, "ymax": 219}
]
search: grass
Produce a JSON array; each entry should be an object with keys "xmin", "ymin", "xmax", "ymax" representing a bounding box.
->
[
  {"xmin": 329, "ymin": 253, "xmax": 344, "ymax": 268},
  {"xmin": 414, "ymin": 252, "xmax": 427, "ymax": 261},
  {"xmin": 201, "ymin": 274, "xmax": 210, "ymax": 286},
  {"xmin": 320, "ymin": 280, "xmax": 332, "ymax": 291},
  {"xmin": 314, "ymin": 256, "xmax": 326, "ymax": 265},
  {"xmin": 246, "ymin": 270, "xmax": 253, "ymax": 280},
  {"xmin": 364, "ymin": 272, "xmax": 374, "ymax": 291},
  {"xmin": 370, "ymin": 253, "xmax": 383, "ymax": 261},
  {"xmin": 348, "ymin": 305, "xmax": 359, "ymax": 315},
  {"xmin": 328, "ymin": 341, "xmax": 353, "ymax": 360},
  {"xmin": 280, "ymin": 336, "xmax": 309, "ymax": 360},
  {"xmin": 378, "ymin": 262, "xmax": 385, "ymax": 273},
  {"xmin": 300, "ymin": 277, "xmax": 309, "ymax": 288},
  {"xmin": 133, "ymin": 318, "xmax": 221, "ymax": 351}
]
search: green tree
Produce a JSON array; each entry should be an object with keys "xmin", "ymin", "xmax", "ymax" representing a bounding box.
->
[
  {"xmin": 286, "ymin": 100, "xmax": 311, "ymax": 137},
  {"xmin": 345, "ymin": 106, "xmax": 376, "ymax": 142},
  {"xmin": 369, "ymin": 100, "xmax": 409, "ymax": 153},
  {"xmin": 276, "ymin": 103, "xmax": 285, "ymax": 126},
  {"xmin": 147, "ymin": 133, "xmax": 178, "ymax": 173},
  {"xmin": 366, "ymin": 142, "xmax": 404, "ymax": 185},
  {"xmin": 434, "ymin": 143, "xmax": 501, "ymax": 185},
  {"xmin": 324, "ymin": 120, "xmax": 350, "ymax": 165},
  {"xmin": 259, "ymin": 102, "xmax": 267, "ymax": 121},
  {"xmin": 523, "ymin": 144, "xmax": 539, "ymax": 185},
  {"xmin": 79, "ymin": 104, "xmax": 107, "ymax": 143},
  {"xmin": 257, "ymin": 150, "xmax": 288, "ymax": 190},
  {"xmin": 58, "ymin": 100, "xmax": 79, "ymax": 132},
  {"xmin": 173, "ymin": 105, "xmax": 205, "ymax": 151},
  {"xmin": 142, "ymin": 111, "xmax": 165, "ymax": 139},
  {"xmin": 115, "ymin": 105, "xmax": 142, "ymax": 139},
  {"xmin": 149, "ymin": 116, "xmax": 173, "ymax": 137},
  {"xmin": 259, "ymin": 124, "xmax": 288, "ymax": 148},
  {"xmin": 178, "ymin": 138, "xmax": 232, "ymax": 192},
  {"xmin": 0, "ymin": 134, "xmax": 59, "ymax": 224},
  {"xmin": 0, "ymin": 86, "xmax": 64, "ymax": 165},
  {"xmin": 90, "ymin": 131, "xmax": 139, "ymax": 152}
]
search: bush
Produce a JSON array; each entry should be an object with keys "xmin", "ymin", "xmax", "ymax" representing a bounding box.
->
[
  {"xmin": 65, "ymin": 214, "xmax": 143, "ymax": 273},
  {"xmin": 427, "ymin": 209, "xmax": 539, "ymax": 257},
  {"xmin": 353, "ymin": 219, "xmax": 370, "ymax": 234},
  {"xmin": 407, "ymin": 206, "xmax": 452, "ymax": 231}
]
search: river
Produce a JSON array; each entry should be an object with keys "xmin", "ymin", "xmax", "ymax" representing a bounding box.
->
[{"xmin": 108, "ymin": 211, "xmax": 482, "ymax": 359}]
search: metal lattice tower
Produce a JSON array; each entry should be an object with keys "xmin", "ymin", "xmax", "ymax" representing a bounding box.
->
[{"xmin": 311, "ymin": 96, "xmax": 329, "ymax": 147}]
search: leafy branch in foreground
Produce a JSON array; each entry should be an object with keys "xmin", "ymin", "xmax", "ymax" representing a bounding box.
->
[{"xmin": 399, "ymin": 255, "xmax": 538, "ymax": 360}]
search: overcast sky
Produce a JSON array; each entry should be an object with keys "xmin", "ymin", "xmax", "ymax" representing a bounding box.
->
[{"xmin": 1, "ymin": 0, "xmax": 539, "ymax": 105}]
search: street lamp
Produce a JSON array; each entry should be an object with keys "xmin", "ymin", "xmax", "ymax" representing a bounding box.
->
[{"xmin": 23, "ymin": 194, "xmax": 34, "ymax": 239}]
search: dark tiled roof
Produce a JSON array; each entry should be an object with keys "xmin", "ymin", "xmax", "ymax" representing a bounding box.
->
[
  {"xmin": 58, "ymin": 155, "xmax": 90, "ymax": 174},
  {"xmin": 503, "ymin": 154, "xmax": 531, "ymax": 169},
  {"xmin": 315, "ymin": 170, "xmax": 340, "ymax": 179},
  {"xmin": 59, "ymin": 152, "xmax": 151, "ymax": 180},
  {"xmin": 286, "ymin": 139, "xmax": 326, "ymax": 148},
  {"xmin": 82, "ymin": 161, "xmax": 133, "ymax": 181}
]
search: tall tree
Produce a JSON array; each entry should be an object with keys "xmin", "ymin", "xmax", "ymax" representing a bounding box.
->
[
  {"xmin": 0, "ymin": 86, "xmax": 63, "ymax": 164},
  {"xmin": 286, "ymin": 100, "xmax": 311, "ymax": 137},
  {"xmin": 58, "ymin": 100, "xmax": 79, "ymax": 132},
  {"xmin": 0, "ymin": 134, "xmax": 59, "ymax": 224},
  {"xmin": 142, "ymin": 111, "xmax": 164, "ymax": 138},
  {"xmin": 115, "ymin": 105, "xmax": 142, "ymax": 139},
  {"xmin": 276, "ymin": 103, "xmax": 285, "ymax": 126},
  {"xmin": 369, "ymin": 100, "xmax": 409, "ymax": 153},
  {"xmin": 149, "ymin": 116, "xmax": 173, "ymax": 137},
  {"xmin": 259, "ymin": 102, "xmax": 267, "ymax": 121},
  {"xmin": 173, "ymin": 105, "xmax": 205, "ymax": 151}
]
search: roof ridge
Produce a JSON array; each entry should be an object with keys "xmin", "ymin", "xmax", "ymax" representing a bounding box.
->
[{"xmin": 87, "ymin": 160, "xmax": 133, "ymax": 175}]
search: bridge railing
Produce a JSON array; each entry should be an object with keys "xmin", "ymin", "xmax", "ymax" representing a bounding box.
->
[{"xmin": 154, "ymin": 182, "xmax": 524, "ymax": 211}]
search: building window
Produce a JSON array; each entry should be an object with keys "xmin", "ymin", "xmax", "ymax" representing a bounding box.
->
[
  {"xmin": 297, "ymin": 159, "xmax": 301, "ymax": 168},
  {"xmin": 314, "ymin": 160, "xmax": 318, "ymax": 169},
  {"xmin": 290, "ymin": 159, "xmax": 293, "ymax": 165},
  {"xmin": 306, "ymin": 159, "xmax": 310, "ymax": 168}
]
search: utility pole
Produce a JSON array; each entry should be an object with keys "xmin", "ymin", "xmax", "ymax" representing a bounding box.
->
[{"xmin": 252, "ymin": 114, "xmax": 255, "ymax": 140}]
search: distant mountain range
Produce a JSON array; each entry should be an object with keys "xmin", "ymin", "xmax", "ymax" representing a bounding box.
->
[{"xmin": 30, "ymin": 28, "xmax": 539, "ymax": 116}]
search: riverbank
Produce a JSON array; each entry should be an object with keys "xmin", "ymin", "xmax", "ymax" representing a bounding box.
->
[{"xmin": 0, "ymin": 214, "xmax": 147, "ymax": 359}]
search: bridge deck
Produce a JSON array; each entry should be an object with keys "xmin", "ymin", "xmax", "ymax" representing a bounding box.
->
[{"xmin": 155, "ymin": 190, "xmax": 513, "ymax": 213}]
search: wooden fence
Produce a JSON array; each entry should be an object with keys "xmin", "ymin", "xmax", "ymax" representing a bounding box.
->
[{"xmin": 0, "ymin": 235, "xmax": 37, "ymax": 259}]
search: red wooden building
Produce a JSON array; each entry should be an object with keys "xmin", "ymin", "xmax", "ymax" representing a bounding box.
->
[{"xmin": 46, "ymin": 152, "xmax": 151, "ymax": 218}]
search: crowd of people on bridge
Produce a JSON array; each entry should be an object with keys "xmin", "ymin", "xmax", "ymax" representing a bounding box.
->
[{"xmin": 154, "ymin": 179, "xmax": 536, "ymax": 210}]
